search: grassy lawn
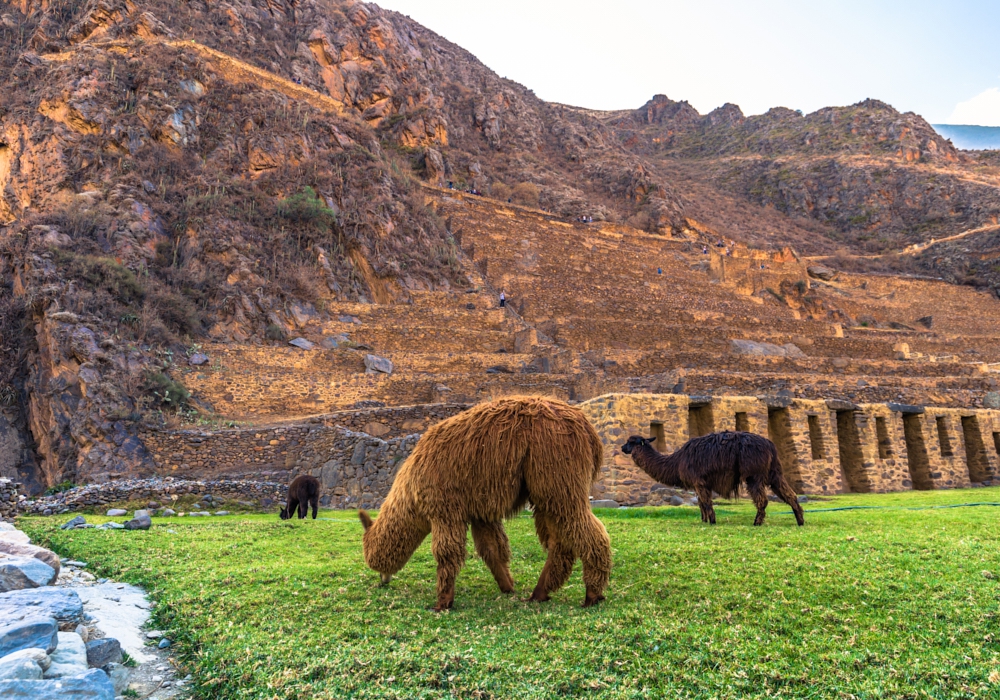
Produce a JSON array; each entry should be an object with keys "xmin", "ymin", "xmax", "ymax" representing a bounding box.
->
[{"xmin": 19, "ymin": 488, "xmax": 1000, "ymax": 699}]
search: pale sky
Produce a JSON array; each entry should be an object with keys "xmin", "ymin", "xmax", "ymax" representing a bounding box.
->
[{"xmin": 373, "ymin": 0, "xmax": 1000, "ymax": 125}]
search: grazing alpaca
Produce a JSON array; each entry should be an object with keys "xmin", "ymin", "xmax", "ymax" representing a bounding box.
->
[
  {"xmin": 621, "ymin": 432, "xmax": 804, "ymax": 526},
  {"xmin": 280, "ymin": 475, "xmax": 320, "ymax": 520},
  {"xmin": 359, "ymin": 396, "xmax": 612, "ymax": 611}
]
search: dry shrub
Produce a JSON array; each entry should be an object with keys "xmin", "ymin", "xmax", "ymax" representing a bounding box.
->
[
  {"xmin": 511, "ymin": 182, "xmax": 540, "ymax": 208},
  {"xmin": 491, "ymin": 182, "xmax": 512, "ymax": 201}
]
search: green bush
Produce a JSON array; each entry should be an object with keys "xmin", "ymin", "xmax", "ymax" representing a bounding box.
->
[
  {"xmin": 277, "ymin": 187, "xmax": 337, "ymax": 230},
  {"xmin": 265, "ymin": 323, "xmax": 286, "ymax": 341},
  {"xmin": 44, "ymin": 481, "xmax": 75, "ymax": 495},
  {"xmin": 144, "ymin": 371, "xmax": 190, "ymax": 409}
]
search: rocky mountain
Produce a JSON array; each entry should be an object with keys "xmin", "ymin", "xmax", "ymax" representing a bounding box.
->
[{"xmin": 2, "ymin": 0, "xmax": 1000, "ymax": 491}]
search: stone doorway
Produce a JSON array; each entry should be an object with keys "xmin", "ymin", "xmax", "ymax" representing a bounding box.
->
[
  {"xmin": 688, "ymin": 403, "xmax": 714, "ymax": 438},
  {"xmin": 961, "ymin": 416, "xmax": 990, "ymax": 483},
  {"xmin": 902, "ymin": 413, "xmax": 934, "ymax": 490},
  {"xmin": 836, "ymin": 410, "xmax": 871, "ymax": 493},
  {"xmin": 649, "ymin": 421, "xmax": 666, "ymax": 453}
]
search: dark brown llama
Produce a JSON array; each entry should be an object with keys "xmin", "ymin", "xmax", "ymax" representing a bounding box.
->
[
  {"xmin": 280, "ymin": 475, "xmax": 320, "ymax": 520},
  {"xmin": 621, "ymin": 432, "xmax": 804, "ymax": 526}
]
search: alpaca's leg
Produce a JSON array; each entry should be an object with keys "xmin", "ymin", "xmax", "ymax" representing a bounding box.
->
[
  {"xmin": 746, "ymin": 477, "xmax": 769, "ymax": 526},
  {"xmin": 298, "ymin": 497, "xmax": 307, "ymax": 519},
  {"xmin": 694, "ymin": 484, "xmax": 716, "ymax": 524},
  {"xmin": 574, "ymin": 511, "xmax": 611, "ymax": 607},
  {"xmin": 528, "ymin": 511, "xmax": 574, "ymax": 603},
  {"xmin": 310, "ymin": 494, "xmax": 318, "ymax": 519},
  {"xmin": 771, "ymin": 473, "xmax": 805, "ymax": 526},
  {"xmin": 471, "ymin": 521, "xmax": 515, "ymax": 594},
  {"xmin": 288, "ymin": 497, "xmax": 299, "ymax": 519},
  {"xmin": 430, "ymin": 521, "xmax": 467, "ymax": 611}
]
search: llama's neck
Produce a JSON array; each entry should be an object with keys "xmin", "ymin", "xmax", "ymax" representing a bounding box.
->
[
  {"xmin": 364, "ymin": 490, "xmax": 430, "ymax": 575},
  {"xmin": 631, "ymin": 444, "xmax": 685, "ymax": 488}
]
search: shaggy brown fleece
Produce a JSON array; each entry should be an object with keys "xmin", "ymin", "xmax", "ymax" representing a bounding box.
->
[
  {"xmin": 621, "ymin": 432, "xmax": 805, "ymax": 526},
  {"xmin": 280, "ymin": 475, "xmax": 320, "ymax": 520},
  {"xmin": 359, "ymin": 396, "xmax": 611, "ymax": 611}
]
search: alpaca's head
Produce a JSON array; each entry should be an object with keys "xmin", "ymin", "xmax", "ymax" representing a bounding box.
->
[
  {"xmin": 621, "ymin": 435, "xmax": 657, "ymax": 455},
  {"xmin": 279, "ymin": 502, "xmax": 291, "ymax": 520},
  {"xmin": 359, "ymin": 507, "xmax": 429, "ymax": 586}
]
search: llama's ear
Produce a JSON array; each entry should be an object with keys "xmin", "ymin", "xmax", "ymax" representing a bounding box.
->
[
  {"xmin": 359, "ymin": 510, "xmax": 373, "ymax": 532},
  {"xmin": 647, "ymin": 437, "xmax": 658, "ymax": 444}
]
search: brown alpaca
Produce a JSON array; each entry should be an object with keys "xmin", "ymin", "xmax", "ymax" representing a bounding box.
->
[
  {"xmin": 280, "ymin": 475, "xmax": 320, "ymax": 520},
  {"xmin": 621, "ymin": 432, "xmax": 804, "ymax": 526},
  {"xmin": 359, "ymin": 396, "xmax": 612, "ymax": 611}
]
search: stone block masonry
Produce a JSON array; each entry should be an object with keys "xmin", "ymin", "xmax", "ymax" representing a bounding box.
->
[
  {"xmin": 578, "ymin": 394, "xmax": 999, "ymax": 504},
  {"xmin": 0, "ymin": 478, "xmax": 19, "ymax": 521},
  {"xmin": 87, "ymin": 395, "xmax": 1000, "ymax": 515}
]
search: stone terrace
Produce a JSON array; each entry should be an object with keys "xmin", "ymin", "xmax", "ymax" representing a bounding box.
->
[{"xmin": 134, "ymin": 189, "xmax": 1000, "ymax": 503}]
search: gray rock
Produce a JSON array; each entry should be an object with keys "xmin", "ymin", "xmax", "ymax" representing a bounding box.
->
[
  {"xmin": 157, "ymin": 638, "xmax": 171, "ymax": 649},
  {"xmin": 288, "ymin": 337, "xmax": 315, "ymax": 351},
  {"xmin": 132, "ymin": 510, "xmax": 149, "ymax": 519},
  {"xmin": 807, "ymin": 265, "xmax": 837, "ymax": 281},
  {"xmin": 122, "ymin": 515, "xmax": 150, "ymax": 531},
  {"xmin": 213, "ymin": 511, "xmax": 229, "ymax": 516},
  {"xmin": 0, "ymin": 657, "xmax": 42, "ymax": 680},
  {"xmin": 44, "ymin": 632, "xmax": 87, "ymax": 678},
  {"xmin": 0, "ymin": 531, "xmax": 30, "ymax": 545},
  {"xmin": 187, "ymin": 511, "xmax": 209, "ymax": 517},
  {"xmin": 104, "ymin": 509, "xmax": 127, "ymax": 517},
  {"xmin": 160, "ymin": 509, "xmax": 175, "ymax": 517},
  {"xmin": 0, "ymin": 667, "xmax": 115, "ymax": 699},
  {"xmin": 0, "ymin": 557, "xmax": 57, "ymax": 591},
  {"xmin": 60, "ymin": 516, "xmax": 86, "ymax": 531},
  {"xmin": 187, "ymin": 353, "xmax": 209, "ymax": 366},
  {"xmin": 363, "ymin": 354, "xmax": 393, "ymax": 375},
  {"xmin": 145, "ymin": 631, "xmax": 163, "ymax": 640},
  {"xmin": 985, "ymin": 392, "xmax": 1000, "ymax": 410},
  {"xmin": 62, "ymin": 561, "xmax": 86, "ymax": 568},
  {"xmin": 0, "ymin": 648, "xmax": 50, "ymax": 673},
  {"xmin": 797, "ymin": 495, "xmax": 809, "ymax": 503},
  {"xmin": 85, "ymin": 639, "xmax": 121, "ymax": 668},
  {"xmin": 0, "ymin": 617, "xmax": 58, "ymax": 657},
  {"xmin": 0, "ymin": 543, "xmax": 60, "ymax": 575},
  {"xmin": 96, "ymin": 523, "xmax": 123, "ymax": 530},
  {"xmin": 0, "ymin": 589, "xmax": 84, "ymax": 627},
  {"xmin": 730, "ymin": 339, "xmax": 804, "ymax": 358},
  {"xmin": 669, "ymin": 495, "xmax": 685, "ymax": 506},
  {"xmin": 0, "ymin": 523, "xmax": 16, "ymax": 531},
  {"xmin": 102, "ymin": 662, "xmax": 129, "ymax": 694},
  {"xmin": 590, "ymin": 499, "xmax": 619, "ymax": 509}
]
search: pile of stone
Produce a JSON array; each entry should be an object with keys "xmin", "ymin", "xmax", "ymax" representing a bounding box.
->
[
  {"xmin": 0, "ymin": 523, "xmax": 128, "ymax": 698},
  {"xmin": 19, "ymin": 477, "xmax": 286, "ymax": 516},
  {"xmin": 0, "ymin": 479, "xmax": 20, "ymax": 522}
]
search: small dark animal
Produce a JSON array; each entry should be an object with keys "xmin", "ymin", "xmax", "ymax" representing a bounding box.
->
[
  {"xmin": 621, "ymin": 432, "xmax": 804, "ymax": 526},
  {"xmin": 280, "ymin": 475, "xmax": 320, "ymax": 520}
]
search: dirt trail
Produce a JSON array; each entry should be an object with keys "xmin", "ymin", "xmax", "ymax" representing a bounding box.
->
[
  {"xmin": 162, "ymin": 39, "xmax": 346, "ymax": 115},
  {"xmin": 805, "ymin": 221, "xmax": 1000, "ymax": 262},
  {"xmin": 42, "ymin": 38, "xmax": 346, "ymax": 116}
]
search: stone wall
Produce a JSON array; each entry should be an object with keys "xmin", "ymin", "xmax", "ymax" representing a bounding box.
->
[
  {"xmin": 578, "ymin": 393, "xmax": 999, "ymax": 504},
  {"xmin": 0, "ymin": 477, "xmax": 19, "ymax": 521},
  {"xmin": 18, "ymin": 478, "xmax": 288, "ymax": 515},
  {"xmin": 138, "ymin": 403, "xmax": 468, "ymax": 478}
]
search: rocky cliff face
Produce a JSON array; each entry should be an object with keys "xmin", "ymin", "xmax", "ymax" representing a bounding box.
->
[
  {"xmin": 3, "ymin": 0, "xmax": 1000, "ymax": 491},
  {"xmin": 606, "ymin": 96, "xmax": 1000, "ymax": 269}
]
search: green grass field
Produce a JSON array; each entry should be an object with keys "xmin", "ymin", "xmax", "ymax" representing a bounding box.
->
[{"xmin": 19, "ymin": 489, "xmax": 1000, "ymax": 699}]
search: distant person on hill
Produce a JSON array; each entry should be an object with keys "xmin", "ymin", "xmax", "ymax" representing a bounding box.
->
[
  {"xmin": 499, "ymin": 290, "xmax": 506, "ymax": 308},
  {"xmin": 657, "ymin": 267, "xmax": 662, "ymax": 275},
  {"xmin": 702, "ymin": 246, "xmax": 709, "ymax": 254}
]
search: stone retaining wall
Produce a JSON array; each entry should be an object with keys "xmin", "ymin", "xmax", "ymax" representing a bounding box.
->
[
  {"xmin": 581, "ymin": 393, "xmax": 1000, "ymax": 504},
  {"xmin": 138, "ymin": 403, "xmax": 468, "ymax": 478},
  {"xmin": 0, "ymin": 477, "xmax": 19, "ymax": 521},
  {"xmin": 19, "ymin": 478, "xmax": 288, "ymax": 515}
]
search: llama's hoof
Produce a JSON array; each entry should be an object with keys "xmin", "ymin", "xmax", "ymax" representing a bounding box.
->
[
  {"xmin": 581, "ymin": 594, "xmax": 605, "ymax": 608},
  {"xmin": 429, "ymin": 603, "xmax": 453, "ymax": 613},
  {"xmin": 526, "ymin": 593, "xmax": 550, "ymax": 603}
]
